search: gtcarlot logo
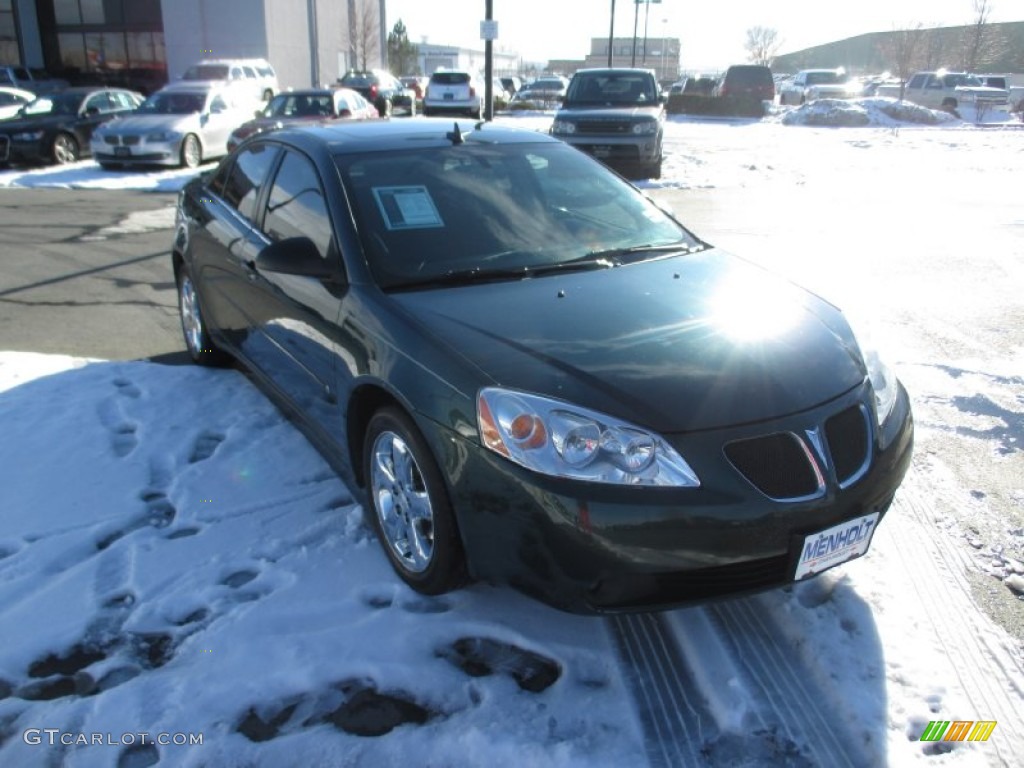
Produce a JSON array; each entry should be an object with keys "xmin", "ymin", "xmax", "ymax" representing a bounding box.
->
[{"xmin": 23, "ymin": 729, "xmax": 203, "ymax": 747}]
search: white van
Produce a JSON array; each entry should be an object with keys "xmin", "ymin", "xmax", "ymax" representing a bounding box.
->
[{"xmin": 180, "ymin": 58, "xmax": 278, "ymax": 102}]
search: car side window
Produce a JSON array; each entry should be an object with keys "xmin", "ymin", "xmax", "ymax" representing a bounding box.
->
[
  {"xmin": 220, "ymin": 143, "xmax": 281, "ymax": 223},
  {"xmin": 262, "ymin": 150, "xmax": 333, "ymax": 259},
  {"xmin": 84, "ymin": 93, "xmax": 113, "ymax": 113},
  {"xmin": 907, "ymin": 74, "xmax": 926, "ymax": 89}
]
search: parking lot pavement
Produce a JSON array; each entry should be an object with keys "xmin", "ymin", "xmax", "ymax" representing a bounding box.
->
[{"xmin": 0, "ymin": 188, "xmax": 183, "ymax": 361}]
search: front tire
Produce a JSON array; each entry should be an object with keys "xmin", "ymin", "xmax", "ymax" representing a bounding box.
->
[
  {"xmin": 378, "ymin": 97, "xmax": 393, "ymax": 117},
  {"xmin": 176, "ymin": 264, "xmax": 228, "ymax": 366},
  {"xmin": 51, "ymin": 132, "xmax": 79, "ymax": 164},
  {"xmin": 180, "ymin": 134, "xmax": 202, "ymax": 168},
  {"xmin": 364, "ymin": 407, "xmax": 466, "ymax": 595}
]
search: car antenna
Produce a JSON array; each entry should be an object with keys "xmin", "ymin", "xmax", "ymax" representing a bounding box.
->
[{"xmin": 446, "ymin": 122, "xmax": 465, "ymax": 145}]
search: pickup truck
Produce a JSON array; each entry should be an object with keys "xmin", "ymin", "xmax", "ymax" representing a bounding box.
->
[
  {"xmin": 876, "ymin": 71, "xmax": 1008, "ymax": 114},
  {"xmin": 0, "ymin": 65, "xmax": 69, "ymax": 95},
  {"xmin": 779, "ymin": 69, "xmax": 861, "ymax": 105}
]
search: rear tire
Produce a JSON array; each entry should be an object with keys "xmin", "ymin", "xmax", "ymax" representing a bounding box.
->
[
  {"xmin": 379, "ymin": 98, "xmax": 393, "ymax": 117},
  {"xmin": 364, "ymin": 407, "xmax": 466, "ymax": 595}
]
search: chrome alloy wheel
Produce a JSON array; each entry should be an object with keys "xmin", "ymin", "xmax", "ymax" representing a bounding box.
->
[
  {"xmin": 52, "ymin": 133, "xmax": 78, "ymax": 164},
  {"xmin": 370, "ymin": 430, "xmax": 435, "ymax": 573},
  {"xmin": 179, "ymin": 273, "xmax": 203, "ymax": 355}
]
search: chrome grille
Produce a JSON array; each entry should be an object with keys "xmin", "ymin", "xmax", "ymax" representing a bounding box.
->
[
  {"xmin": 122, "ymin": 136, "xmax": 140, "ymax": 146},
  {"xmin": 104, "ymin": 135, "xmax": 120, "ymax": 145}
]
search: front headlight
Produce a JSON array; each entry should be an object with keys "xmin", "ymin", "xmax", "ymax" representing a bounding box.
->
[
  {"xmin": 12, "ymin": 130, "xmax": 44, "ymax": 141},
  {"xmin": 632, "ymin": 121, "xmax": 658, "ymax": 135},
  {"xmin": 147, "ymin": 131, "xmax": 179, "ymax": 142},
  {"xmin": 864, "ymin": 346, "xmax": 898, "ymax": 426},
  {"xmin": 477, "ymin": 387, "xmax": 700, "ymax": 487},
  {"xmin": 551, "ymin": 120, "xmax": 577, "ymax": 135}
]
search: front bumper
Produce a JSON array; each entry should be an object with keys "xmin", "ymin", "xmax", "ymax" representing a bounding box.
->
[
  {"xmin": 555, "ymin": 133, "xmax": 662, "ymax": 168},
  {"xmin": 432, "ymin": 382, "xmax": 913, "ymax": 614},
  {"xmin": 0, "ymin": 135, "xmax": 50, "ymax": 164},
  {"xmin": 91, "ymin": 137, "xmax": 184, "ymax": 166}
]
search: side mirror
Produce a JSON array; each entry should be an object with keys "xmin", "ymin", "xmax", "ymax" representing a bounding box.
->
[
  {"xmin": 337, "ymin": 108, "xmax": 352, "ymax": 118},
  {"xmin": 85, "ymin": 106, "xmax": 100, "ymax": 116},
  {"xmin": 255, "ymin": 237, "xmax": 334, "ymax": 278}
]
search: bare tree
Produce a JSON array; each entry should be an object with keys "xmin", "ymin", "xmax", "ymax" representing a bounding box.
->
[
  {"xmin": 919, "ymin": 26, "xmax": 945, "ymax": 71},
  {"xmin": 960, "ymin": 0, "xmax": 1008, "ymax": 72},
  {"xmin": 744, "ymin": 26, "xmax": 782, "ymax": 67},
  {"xmin": 350, "ymin": 0, "xmax": 380, "ymax": 71},
  {"xmin": 877, "ymin": 24, "xmax": 924, "ymax": 100}
]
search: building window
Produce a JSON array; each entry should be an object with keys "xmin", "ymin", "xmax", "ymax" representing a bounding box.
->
[
  {"xmin": 0, "ymin": 0, "xmax": 21, "ymax": 65},
  {"xmin": 44, "ymin": 0, "xmax": 166, "ymax": 91},
  {"xmin": 53, "ymin": 0, "xmax": 81, "ymax": 25}
]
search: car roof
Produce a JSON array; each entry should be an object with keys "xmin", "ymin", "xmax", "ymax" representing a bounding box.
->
[
  {"xmin": 158, "ymin": 82, "xmax": 222, "ymax": 94},
  {"xmin": 572, "ymin": 68, "xmax": 654, "ymax": 76},
  {"xmin": 267, "ymin": 118, "xmax": 562, "ymax": 155}
]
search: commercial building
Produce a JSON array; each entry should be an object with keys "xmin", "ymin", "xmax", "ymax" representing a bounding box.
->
[
  {"xmin": 1, "ymin": 0, "xmax": 387, "ymax": 93},
  {"xmin": 549, "ymin": 36, "xmax": 680, "ymax": 82}
]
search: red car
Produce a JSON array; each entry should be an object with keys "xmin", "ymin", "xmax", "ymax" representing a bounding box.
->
[{"xmin": 227, "ymin": 87, "xmax": 377, "ymax": 151}]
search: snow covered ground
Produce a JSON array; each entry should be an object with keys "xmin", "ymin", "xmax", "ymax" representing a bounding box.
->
[{"xmin": 1, "ymin": 102, "xmax": 1023, "ymax": 767}]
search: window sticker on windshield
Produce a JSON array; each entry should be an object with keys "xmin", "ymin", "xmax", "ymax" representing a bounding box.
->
[{"xmin": 372, "ymin": 186, "xmax": 444, "ymax": 230}]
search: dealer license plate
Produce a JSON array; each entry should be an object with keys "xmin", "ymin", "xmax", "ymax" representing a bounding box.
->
[
  {"xmin": 794, "ymin": 512, "xmax": 880, "ymax": 580},
  {"xmin": 114, "ymin": 146, "xmax": 131, "ymax": 157},
  {"xmin": 591, "ymin": 145, "xmax": 613, "ymax": 158}
]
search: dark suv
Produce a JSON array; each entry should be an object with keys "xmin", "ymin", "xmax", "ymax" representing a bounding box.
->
[
  {"xmin": 337, "ymin": 70, "xmax": 414, "ymax": 116},
  {"xmin": 550, "ymin": 68, "xmax": 665, "ymax": 179},
  {"xmin": 713, "ymin": 65, "xmax": 774, "ymax": 101}
]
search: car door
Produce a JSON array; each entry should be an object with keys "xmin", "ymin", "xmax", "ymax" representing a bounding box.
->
[
  {"xmin": 189, "ymin": 142, "xmax": 281, "ymax": 349},
  {"xmin": 75, "ymin": 92, "xmax": 118, "ymax": 145},
  {"xmin": 237, "ymin": 148, "xmax": 347, "ymax": 426},
  {"xmin": 199, "ymin": 92, "xmax": 236, "ymax": 157}
]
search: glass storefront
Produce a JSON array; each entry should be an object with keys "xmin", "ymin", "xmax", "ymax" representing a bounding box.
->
[
  {"xmin": 0, "ymin": 0, "xmax": 21, "ymax": 66},
  {"xmin": 39, "ymin": 0, "xmax": 166, "ymax": 93}
]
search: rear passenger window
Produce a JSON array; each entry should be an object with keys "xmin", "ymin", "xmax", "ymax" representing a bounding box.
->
[
  {"xmin": 262, "ymin": 151, "xmax": 333, "ymax": 258},
  {"xmin": 220, "ymin": 143, "xmax": 280, "ymax": 222}
]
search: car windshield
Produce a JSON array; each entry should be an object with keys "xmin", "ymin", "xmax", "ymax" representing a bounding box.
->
[
  {"xmin": 806, "ymin": 71, "xmax": 845, "ymax": 85},
  {"xmin": 431, "ymin": 73, "xmax": 470, "ymax": 86},
  {"xmin": 183, "ymin": 64, "xmax": 229, "ymax": 80},
  {"xmin": 944, "ymin": 74, "xmax": 982, "ymax": 87},
  {"xmin": 341, "ymin": 73, "xmax": 374, "ymax": 87},
  {"xmin": 138, "ymin": 92, "xmax": 207, "ymax": 114},
  {"xmin": 567, "ymin": 73, "xmax": 657, "ymax": 104},
  {"xmin": 337, "ymin": 142, "xmax": 701, "ymax": 290},
  {"xmin": 22, "ymin": 92, "xmax": 83, "ymax": 116},
  {"xmin": 264, "ymin": 93, "xmax": 333, "ymax": 117}
]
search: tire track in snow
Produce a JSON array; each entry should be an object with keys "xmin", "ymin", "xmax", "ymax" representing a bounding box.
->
[
  {"xmin": 888, "ymin": 474, "xmax": 1024, "ymax": 764},
  {"xmin": 704, "ymin": 599, "xmax": 867, "ymax": 768},
  {"xmin": 609, "ymin": 612, "xmax": 711, "ymax": 767}
]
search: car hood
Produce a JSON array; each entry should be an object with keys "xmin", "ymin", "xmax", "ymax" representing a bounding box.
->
[
  {"xmin": 556, "ymin": 104, "xmax": 664, "ymax": 120},
  {"xmin": 388, "ymin": 250, "xmax": 866, "ymax": 433},
  {"xmin": 97, "ymin": 114, "xmax": 197, "ymax": 134}
]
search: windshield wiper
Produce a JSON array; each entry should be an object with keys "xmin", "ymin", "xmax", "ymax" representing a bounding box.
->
[
  {"xmin": 387, "ymin": 256, "xmax": 616, "ymax": 291},
  {"xmin": 585, "ymin": 243, "xmax": 705, "ymax": 263}
]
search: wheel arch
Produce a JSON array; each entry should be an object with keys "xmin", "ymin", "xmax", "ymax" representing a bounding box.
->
[{"xmin": 347, "ymin": 383, "xmax": 404, "ymax": 489}]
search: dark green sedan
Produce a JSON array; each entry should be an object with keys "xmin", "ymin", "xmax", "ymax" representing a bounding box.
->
[{"xmin": 172, "ymin": 119, "xmax": 913, "ymax": 613}]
